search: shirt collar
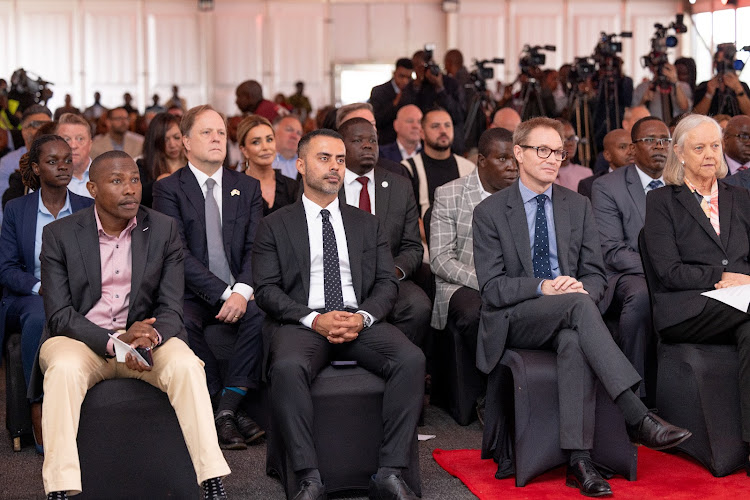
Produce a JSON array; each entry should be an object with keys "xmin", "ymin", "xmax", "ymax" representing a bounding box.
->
[
  {"xmin": 518, "ymin": 178, "xmax": 553, "ymax": 204},
  {"xmin": 302, "ymin": 193, "xmax": 341, "ymax": 219},
  {"xmin": 391, "ymin": 80, "xmax": 401, "ymax": 94},
  {"xmin": 396, "ymin": 139, "xmax": 421, "ymax": 158},
  {"xmin": 188, "ymin": 162, "xmax": 223, "ymax": 190},
  {"xmin": 634, "ymin": 165, "xmax": 664, "ymax": 192},
  {"xmin": 93, "ymin": 206, "xmax": 138, "ymax": 237},
  {"xmin": 345, "ymin": 167, "xmax": 374, "ymax": 186},
  {"xmin": 37, "ymin": 189, "xmax": 72, "ymax": 216},
  {"xmin": 725, "ymin": 154, "xmax": 749, "ymax": 175}
]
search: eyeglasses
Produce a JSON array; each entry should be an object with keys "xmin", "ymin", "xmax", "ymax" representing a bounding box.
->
[
  {"xmin": 633, "ymin": 137, "xmax": 672, "ymax": 147},
  {"xmin": 564, "ymin": 135, "xmax": 580, "ymax": 144},
  {"xmin": 24, "ymin": 120, "xmax": 47, "ymax": 129},
  {"xmin": 519, "ymin": 145, "xmax": 568, "ymax": 161},
  {"xmin": 728, "ymin": 133, "xmax": 750, "ymax": 141}
]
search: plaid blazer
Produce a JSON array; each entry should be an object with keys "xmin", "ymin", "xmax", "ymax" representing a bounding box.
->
[{"xmin": 429, "ymin": 168, "xmax": 484, "ymax": 329}]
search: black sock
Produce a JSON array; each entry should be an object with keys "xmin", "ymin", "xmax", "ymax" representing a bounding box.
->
[
  {"xmin": 216, "ymin": 387, "xmax": 246, "ymax": 415},
  {"xmin": 295, "ymin": 468, "xmax": 321, "ymax": 486},
  {"xmin": 615, "ymin": 389, "xmax": 649, "ymax": 426},
  {"xmin": 569, "ymin": 450, "xmax": 591, "ymax": 466},
  {"xmin": 376, "ymin": 467, "xmax": 402, "ymax": 480}
]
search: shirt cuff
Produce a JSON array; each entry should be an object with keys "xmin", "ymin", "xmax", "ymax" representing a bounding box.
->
[
  {"xmin": 153, "ymin": 328, "xmax": 162, "ymax": 347},
  {"xmin": 301, "ymin": 311, "xmax": 319, "ymax": 329},
  {"xmin": 220, "ymin": 286, "xmax": 232, "ymax": 302},
  {"xmin": 231, "ymin": 283, "xmax": 254, "ymax": 301},
  {"xmin": 31, "ymin": 282, "xmax": 41, "ymax": 295},
  {"xmin": 395, "ymin": 266, "xmax": 406, "ymax": 281},
  {"xmin": 356, "ymin": 310, "xmax": 376, "ymax": 326},
  {"xmin": 106, "ymin": 331, "xmax": 124, "ymax": 357},
  {"xmin": 536, "ymin": 280, "xmax": 545, "ymax": 296}
]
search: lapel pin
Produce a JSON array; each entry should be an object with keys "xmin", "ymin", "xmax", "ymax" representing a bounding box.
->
[
  {"xmin": 231, "ymin": 189, "xmax": 240, "ymax": 197},
  {"xmin": 143, "ymin": 227, "xmax": 149, "ymax": 232},
  {"xmin": 382, "ymin": 181, "xmax": 388, "ymax": 188}
]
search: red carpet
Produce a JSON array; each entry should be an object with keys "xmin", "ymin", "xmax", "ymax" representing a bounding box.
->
[{"xmin": 433, "ymin": 448, "xmax": 750, "ymax": 499}]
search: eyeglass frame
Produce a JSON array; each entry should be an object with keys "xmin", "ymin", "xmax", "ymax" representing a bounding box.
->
[
  {"xmin": 518, "ymin": 145, "xmax": 569, "ymax": 161},
  {"xmin": 633, "ymin": 137, "xmax": 672, "ymax": 147},
  {"xmin": 727, "ymin": 133, "xmax": 750, "ymax": 141}
]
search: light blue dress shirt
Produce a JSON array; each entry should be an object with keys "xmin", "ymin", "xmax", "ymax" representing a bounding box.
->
[
  {"xmin": 518, "ymin": 180, "xmax": 559, "ymax": 293},
  {"xmin": 32, "ymin": 190, "xmax": 73, "ymax": 293},
  {"xmin": 272, "ymin": 153, "xmax": 299, "ymax": 180}
]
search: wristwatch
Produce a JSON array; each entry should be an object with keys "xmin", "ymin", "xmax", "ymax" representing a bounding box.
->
[{"xmin": 358, "ymin": 312, "xmax": 372, "ymax": 328}]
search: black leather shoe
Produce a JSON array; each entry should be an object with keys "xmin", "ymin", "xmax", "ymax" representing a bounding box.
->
[
  {"xmin": 202, "ymin": 477, "xmax": 227, "ymax": 500},
  {"xmin": 368, "ymin": 474, "xmax": 418, "ymax": 500},
  {"xmin": 47, "ymin": 492, "xmax": 67, "ymax": 500},
  {"xmin": 565, "ymin": 458, "xmax": 613, "ymax": 497},
  {"xmin": 235, "ymin": 410, "xmax": 265, "ymax": 444},
  {"xmin": 292, "ymin": 479, "xmax": 326, "ymax": 500},
  {"xmin": 215, "ymin": 412, "xmax": 247, "ymax": 450},
  {"xmin": 626, "ymin": 412, "xmax": 692, "ymax": 450}
]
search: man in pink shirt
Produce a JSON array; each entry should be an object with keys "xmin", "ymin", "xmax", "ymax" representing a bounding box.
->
[{"xmin": 37, "ymin": 151, "xmax": 230, "ymax": 500}]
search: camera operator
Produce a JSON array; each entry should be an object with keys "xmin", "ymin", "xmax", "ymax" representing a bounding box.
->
[
  {"xmin": 369, "ymin": 57, "xmax": 415, "ymax": 145},
  {"xmin": 401, "ymin": 49, "xmax": 466, "ymax": 154},
  {"xmin": 516, "ymin": 46, "xmax": 558, "ymax": 120},
  {"xmin": 593, "ymin": 55, "xmax": 633, "ymax": 154},
  {"xmin": 693, "ymin": 45, "xmax": 750, "ymax": 117},
  {"xmin": 632, "ymin": 62, "xmax": 691, "ymax": 121}
]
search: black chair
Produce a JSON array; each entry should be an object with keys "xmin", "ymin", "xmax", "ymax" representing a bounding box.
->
[
  {"xmin": 76, "ymin": 379, "xmax": 198, "ymax": 499},
  {"xmin": 488, "ymin": 349, "xmax": 637, "ymax": 487},
  {"xmin": 266, "ymin": 366, "xmax": 422, "ymax": 498},
  {"xmin": 4, "ymin": 331, "xmax": 32, "ymax": 451},
  {"xmin": 639, "ymin": 230, "xmax": 746, "ymax": 477}
]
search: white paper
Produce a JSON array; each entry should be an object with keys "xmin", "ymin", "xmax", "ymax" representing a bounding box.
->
[
  {"xmin": 417, "ymin": 434, "xmax": 436, "ymax": 441},
  {"xmin": 701, "ymin": 284, "xmax": 750, "ymax": 313},
  {"xmin": 108, "ymin": 333, "xmax": 150, "ymax": 366}
]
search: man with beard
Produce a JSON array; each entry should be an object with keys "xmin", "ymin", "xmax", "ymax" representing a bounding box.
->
[
  {"xmin": 721, "ymin": 116, "xmax": 750, "ymax": 191},
  {"xmin": 591, "ymin": 116, "xmax": 669, "ymax": 398},
  {"xmin": 338, "ymin": 117, "xmax": 431, "ymax": 349},
  {"xmin": 90, "ymin": 107, "xmax": 144, "ymax": 160},
  {"xmin": 253, "ymin": 129, "xmax": 424, "ymax": 500},
  {"xmin": 578, "ymin": 129, "xmax": 634, "ymax": 199},
  {"xmin": 402, "ymin": 108, "xmax": 474, "ymax": 217}
]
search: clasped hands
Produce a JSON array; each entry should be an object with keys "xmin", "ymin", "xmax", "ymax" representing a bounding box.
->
[
  {"xmin": 117, "ymin": 317, "xmax": 158, "ymax": 372},
  {"xmin": 715, "ymin": 272, "xmax": 750, "ymax": 289},
  {"xmin": 541, "ymin": 276, "xmax": 589, "ymax": 296},
  {"xmin": 313, "ymin": 311, "xmax": 364, "ymax": 344}
]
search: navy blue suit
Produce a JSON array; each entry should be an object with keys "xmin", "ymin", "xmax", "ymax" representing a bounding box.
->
[
  {"xmin": 152, "ymin": 166, "xmax": 265, "ymax": 393},
  {"xmin": 379, "ymin": 142, "xmax": 404, "ymax": 163},
  {"xmin": 0, "ymin": 190, "xmax": 93, "ymax": 384}
]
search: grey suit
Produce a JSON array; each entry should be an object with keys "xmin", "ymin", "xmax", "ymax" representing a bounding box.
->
[
  {"xmin": 473, "ymin": 180, "xmax": 641, "ymax": 451},
  {"xmin": 591, "ymin": 165, "xmax": 655, "ymax": 395}
]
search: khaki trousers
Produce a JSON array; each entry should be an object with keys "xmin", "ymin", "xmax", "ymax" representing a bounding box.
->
[{"xmin": 40, "ymin": 336, "xmax": 231, "ymax": 495}]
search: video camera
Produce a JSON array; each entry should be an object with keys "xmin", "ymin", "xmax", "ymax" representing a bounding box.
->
[
  {"xmin": 467, "ymin": 58, "xmax": 505, "ymax": 92},
  {"xmin": 593, "ymin": 31, "xmax": 632, "ymax": 66},
  {"xmin": 568, "ymin": 57, "xmax": 597, "ymax": 86},
  {"xmin": 640, "ymin": 14, "xmax": 687, "ymax": 91},
  {"xmin": 9, "ymin": 68, "xmax": 54, "ymax": 106},
  {"xmin": 715, "ymin": 43, "xmax": 750, "ymax": 76},
  {"xmin": 519, "ymin": 45, "xmax": 556, "ymax": 77},
  {"xmin": 423, "ymin": 44, "xmax": 441, "ymax": 77}
]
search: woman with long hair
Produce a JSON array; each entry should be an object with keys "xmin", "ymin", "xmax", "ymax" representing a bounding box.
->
[{"xmin": 138, "ymin": 112, "xmax": 185, "ymax": 207}]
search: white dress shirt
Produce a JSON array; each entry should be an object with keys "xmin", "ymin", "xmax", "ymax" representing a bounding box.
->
[
  {"xmin": 66, "ymin": 158, "xmax": 93, "ymax": 198},
  {"xmin": 187, "ymin": 162, "xmax": 253, "ymax": 302},
  {"xmin": 343, "ymin": 168, "xmax": 375, "ymax": 215},
  {"xmin": 635, "ymin": 165, "xmax": 664, "ymax": 193}
]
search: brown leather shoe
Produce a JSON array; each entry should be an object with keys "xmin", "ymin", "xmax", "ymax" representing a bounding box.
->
[{"xmin": 626, "ymin": 412, "xmax": 692, "ymax": 451}]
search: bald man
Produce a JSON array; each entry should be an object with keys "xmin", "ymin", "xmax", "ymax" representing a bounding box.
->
[
  {"xmin": 235, "ymin": 79, "xmax": 287, "ymax": 122},
  {"xmin": 489, "ymin": 107, "xmax": 521, "ymax": 132},
  {"xmin": 380, "ymin": 104, "xmax": 423, "ymax": 163},
  {"xmin": 592, "ymin": 106, "xmax": 650, "ymax": 175},
  {"xmin": 578, "ymin": 129, "xmax": 633, "ymax": 199}
]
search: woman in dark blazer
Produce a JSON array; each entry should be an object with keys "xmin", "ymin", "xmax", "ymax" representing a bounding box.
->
[
  {"xmin": 643, "ymin": 113, "xmax": 750, "ymax": 458},
  {"xmin": 0, "ymin": 135, "xmax": 94, "ymax": 452}
]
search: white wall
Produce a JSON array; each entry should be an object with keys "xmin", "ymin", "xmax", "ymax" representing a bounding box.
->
[{"xmin": 1, "ymin": 0, "xmax": 684, "ymax": 115}]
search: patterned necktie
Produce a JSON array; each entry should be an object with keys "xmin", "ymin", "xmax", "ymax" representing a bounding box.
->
[
  {"xmin": 738, "ymin": 165, "xmax": 749, "ymax": 172},
  {"xmin": 320, "ymin": 209, "xmax": 344, "ymax": 312},
  {"xmin": 356, "ymin": 176, "xmax": 371, "ymax": 213},
  {"xmin": 204, "ymin": 178, "xmax": 232, "ymax": 284},
  {"xmin": 533, "ymin": 194, "xmax": 553, "ymax": 280},
  {"xmin": 646, "ymin": 179, "xmax": 663, "ymax": 192}
]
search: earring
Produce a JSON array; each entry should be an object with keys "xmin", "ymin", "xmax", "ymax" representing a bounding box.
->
[{"xmin": 681, "ymin": 160, "xmax": 685, "ymax": 165}]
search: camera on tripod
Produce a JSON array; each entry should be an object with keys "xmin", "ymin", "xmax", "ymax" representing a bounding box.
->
[
  {"xmin": 593, "ymin": 31, "xmax": 632, "ymax": 65},
  {"xmin": 715, "ymin": 43, "xmax": 747, "ymax": 76},
  {"xmin": 640, "ymin": 14, "xmax": 687, "ymax": 91},
  {"xmin": 568, "ymin": 57, "xmax": 596, "ymax": 86},
  {"xmin": 467, "ymin": 58, "xmax": 505, "ymax": 92},
  {"xmin": 519, "ymin": 45, "xmax": 555, "ymax": 77},
  {"xmin": 423, "ymin": 44, "xmax": 441, "ymax": 77}
]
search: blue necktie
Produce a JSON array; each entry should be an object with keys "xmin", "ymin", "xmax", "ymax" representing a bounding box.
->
[
  {"xmin": 533, "ymin": 194, "xmax": 553, "ymax": 280},
  {"xmin": 646, "ymin": 179, "xmax": 663, "ymax": 192},
  {"xmin": 320, "ymin": 209, "xmax": 344, "ymax": 312}
]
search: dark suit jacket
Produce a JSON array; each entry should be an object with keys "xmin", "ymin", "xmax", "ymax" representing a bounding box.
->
[
  {"xmin": 577, "ymin": 170, "xmax": 608, "ymax": 200},
  {"xmin": 369, "ymin": 80, "xmax": 399, "ymax": 145},
  {"xmin": 152, "ymin": 166, "xmax": 263, "ymax": 306},
  {"xmin": 472, "ymin": 181, "xmax": 607, "ymax": 374},
  {"xmin": 338, "ymin": 167, "xmax": 423, "ymax": 279},
  {"xmin": 379, "ymin": 142, "xmax": 404, "ymax": 163},
  {"xmin": 401, "ymin": 76, "xmax": 466, "ymax": 154},
  {"xmin": 253, "ymin": 199, "xmax": 398, "ymax": 326},
  {"xmin": 643, "ymin": 182, "xmax": 750, "ymax": 333},
  {"xmin": 722, "ymin": 167, "xmax": 750, "ymax": 191},
  {"xmin": 40, "ymin": 205, "xmax": 187, "ymax": 357},
  {"xmin": 0, "ymin": 190, "xmax": 93, "ymax": 348}
]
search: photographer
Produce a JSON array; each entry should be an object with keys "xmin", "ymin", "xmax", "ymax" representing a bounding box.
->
[
  {"xmin": 633, "ymin": 62, "xmax": 691, "ymax": 120},
  {"xmin": 693, "ymin": 45, "xmax": 750, "ymax": 117}
]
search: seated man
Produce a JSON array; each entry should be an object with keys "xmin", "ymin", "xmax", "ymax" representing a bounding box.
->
[
  {"xmin": 472, "ymin": 117, "xmax": 690, "ymax": 497},
  {"xmin": 39, "ymin": 151, "xmax": 230, "ymax": 500},
  {"xmin": 577, "ymin": 128, "xmax": 633, "ymax": 199},
  {"xmin": 253, "ymin": 129, "xmax": 425, "ymax": 500}
]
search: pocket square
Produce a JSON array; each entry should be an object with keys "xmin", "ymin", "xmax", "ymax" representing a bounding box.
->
[{"xmin": 231, "ymin": 189, "xmax": 240, "ymax": 196}]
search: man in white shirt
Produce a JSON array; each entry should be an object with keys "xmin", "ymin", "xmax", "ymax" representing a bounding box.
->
[{"xmin": 56, "ymin": 113, "xmax": 94, "ymax": 199}]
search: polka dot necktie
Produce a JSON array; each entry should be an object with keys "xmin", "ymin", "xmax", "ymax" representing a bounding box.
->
[
  {"xmin": 646, "ymin": 179, "xmax": 663, "ymax": 192},
  {"xmin": 320, "ymin": 209, "xmax": 344, "ymax": 312},
  {"xmin": 533, "ymin": 194, "xmax": 553, "ymax": 280}
]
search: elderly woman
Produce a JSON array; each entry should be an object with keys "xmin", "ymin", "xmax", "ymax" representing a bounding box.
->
[{"xmin": 643, "ymin": 113, "xmax": 750, "ymax": 466}]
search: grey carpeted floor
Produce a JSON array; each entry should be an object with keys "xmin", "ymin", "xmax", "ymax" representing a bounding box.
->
[{"xmin": 0, "ymin": 367, "xmax": 483, "ymax": 500}]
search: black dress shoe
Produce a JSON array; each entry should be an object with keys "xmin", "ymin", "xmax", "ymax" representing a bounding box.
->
[
  {"xmin": 47, "ymin": 492, "xmax": 67, "ymax": 500},
  {"xmin": 626, "ymin": 412, "xmax": 692, "ymax": 450},
  {"xmin": 292, "ymin": 479, "xmax": 327, "ymax": 500},
  {"xmin": 565, "ymin": 458, "xmax": 613, "ymax": 497},
  {"xmin": 235, "ymin": 410, "xmax": 265, "ymax": 444},
  {"xmin": 368, "ymin": 474, "xmax": 418, "ymax": 500},
  {"xmin": 202, "ymin": 477, "xmax": 227, "ymax": 500},
  {"xmin": 215, "ymin": 412, "xmax": 247, "ymax": 450}
]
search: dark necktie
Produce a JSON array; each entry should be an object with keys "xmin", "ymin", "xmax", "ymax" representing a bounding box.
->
[
  {"xmin": 204, "ymin": 178, "xmax": 232, "ymax": 284},
  {"xmin": 356, "ymin": 176, "xmax": 371, "ymax": 213},
  {"xmin": 646, "ymin": 179, "xmax": 663, "ymax": 192},
  {"xmin": 320, "ymin": 209, "xmax": 344, "ymax": 312},
  {"xmin": 533, "ymin": 194, "xmax": 553, "ymax": 280}
]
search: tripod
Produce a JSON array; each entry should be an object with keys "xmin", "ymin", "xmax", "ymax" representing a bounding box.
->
[
  {"xmin": 571, "ymin": 90, "xmax": 594, "ymax": 166},
  {"xmin": 464, "ymin": 87, "xmax": 493, "ymax": 149},
  {"xmin": 520, "ymin": 78, "xmax": 546, "ymax": 121}
]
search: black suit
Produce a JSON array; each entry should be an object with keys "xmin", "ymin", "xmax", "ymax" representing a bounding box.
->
[
  {"xmin": 643, "ymin": 182, "xmax": 750, "ymax": 440},
  {"xmin": 338, "ymin": 167, "xmax": 431, "ymax": 347},
  {"xmin": 379, "ymin": 142, "xmax": 404, "ymax": 163},
  {"xmin": 369, "ymin": 80, "xmax": 400, "ymax": 145},
  {"xmin": 253, "ymin": 198, "xmax": 425, "ymax": 472},
  {"xmin": 152, "ymin": 166, "xmax": 264, "ymax": 393}
]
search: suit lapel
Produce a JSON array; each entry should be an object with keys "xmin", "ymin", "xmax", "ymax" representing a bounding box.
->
[
  {"xmin": 374, "ymin": 168, "xmax": 390, "ymax": 220},
  {"xmin": 129, "ymin": 209, "xmax": 150, "ymax": 314},
  {"xmin": 552, "ymin": 185, "xmax": 571, "ymax": 275},
  {"xmin": 465, "ymin": 169, "xmax": 484, "ymax": 211},
  {"xmin": 674, "ymin": 185, "xmax": 724, "ymax": 252},
  {"xmin": 719, "ymin": 183, "xmax": 732, "ymax": 251},
  {"xmin": 625, "ymin": 165, "xmax": 647, "ymax": 224},
  {"xmin": 340, "ymin": 204, "xmax": 364, "ymax": 303},
  {"xmin": 76, "ymin": 209, "xmax": 102, "ymax": 301},
  {"xmin": 506, "ymin": 184, "xmax": 534, "ymax": 277},
  {"xmin": 284, "ymin": 201, "xmax": 311, "ymax": 297},
  {"xmin": 21, "ymin": 192, "xmax": 39, "ymax": 272},
  {"xmin": 221, "ymin": 169, "xmax": 239, "ymax": 259},
  {"xmin": 180, "ymin": 167, "xmax": 206, "ymax": 230}
]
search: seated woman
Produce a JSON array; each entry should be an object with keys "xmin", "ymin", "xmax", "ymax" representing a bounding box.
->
[
  {"xmin": 0, "ymin": 134, "xmax": 94, "ymax": 452},
  {"xmin": 237, "ymin": 115, "xmax": 299, "ymax": 216},
  {"xmin": 137, "ymin": 112, "xmax": 186, "ymax": 207},
  {"xmin": 643, "ymin": 113, "xmax": 750, "ymax": 469}
]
